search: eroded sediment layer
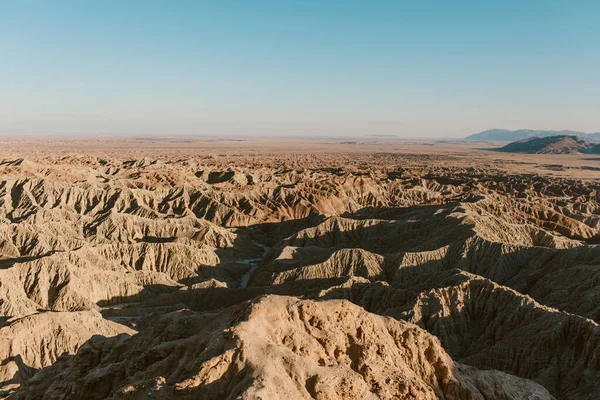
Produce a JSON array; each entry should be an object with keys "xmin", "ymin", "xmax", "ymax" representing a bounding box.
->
[{"xmin": 0, "ymin": 150, "xmax": 598, "ymax": 399}]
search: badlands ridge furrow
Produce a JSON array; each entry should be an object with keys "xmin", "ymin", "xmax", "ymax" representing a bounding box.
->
[{"xmin": 0, "ymin": 153, "xmax": 598, "ymax": 399}]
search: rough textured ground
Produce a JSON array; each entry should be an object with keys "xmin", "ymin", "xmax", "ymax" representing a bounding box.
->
[{"xmin": 0, "ymin": 137, "xmax": 598, "ymax": 399}]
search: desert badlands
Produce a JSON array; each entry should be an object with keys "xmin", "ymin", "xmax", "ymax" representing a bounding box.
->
[{"xmin": 0, "ymin": 136, "xmax": 599, "ymax": 400}]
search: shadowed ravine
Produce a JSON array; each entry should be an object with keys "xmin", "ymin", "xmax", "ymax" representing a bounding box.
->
[{"xmin": 239, "ymin": 241, "xmax": 271, "ymax": 289}]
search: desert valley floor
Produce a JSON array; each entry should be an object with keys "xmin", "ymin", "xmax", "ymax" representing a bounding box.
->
[{"xmin": 0, "ymin": 137, "xmax": 599, "ymax": 399}]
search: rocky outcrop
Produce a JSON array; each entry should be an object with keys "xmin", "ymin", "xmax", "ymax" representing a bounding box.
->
[
  {"xmin": 10, "ymin": 296, "xmax": 553, "ymax": 400},
  {"xmin": 0, "ymin": 310, "xmax": 134, "ymax": 396}
]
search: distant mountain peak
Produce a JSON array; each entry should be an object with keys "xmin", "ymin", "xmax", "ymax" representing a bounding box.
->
[
  {"xmin": 497, "ymin": 135, "xmax": 600, "ymax": 154},
  {"xmin": 465, "ymin": 129, "xmax": 600, "ymax": 142}
]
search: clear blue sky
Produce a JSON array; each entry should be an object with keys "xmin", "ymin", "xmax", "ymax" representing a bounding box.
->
[{"xmin": 1, "ymin": 0, "xmax": 599, "ymax": 137}]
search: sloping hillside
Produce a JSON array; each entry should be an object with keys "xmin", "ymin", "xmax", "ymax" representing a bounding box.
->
[{"xmin": 498, "ymin": 135, "xmax": 600, "ymax": 154}]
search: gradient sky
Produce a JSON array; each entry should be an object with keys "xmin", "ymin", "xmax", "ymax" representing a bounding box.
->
[{"xmin": 1, "ymin": 1, "xmax": 599, "ymax": 138}]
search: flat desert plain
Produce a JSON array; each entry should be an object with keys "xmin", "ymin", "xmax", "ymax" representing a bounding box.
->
[{"xmin": 1, "ymin": 137, "xmax": 599, "ymax": 399}]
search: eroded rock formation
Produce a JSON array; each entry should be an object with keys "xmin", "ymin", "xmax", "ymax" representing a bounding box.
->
[{"xmin": 0, "ymin": 150, "xmax": 598, "ymax": 399}]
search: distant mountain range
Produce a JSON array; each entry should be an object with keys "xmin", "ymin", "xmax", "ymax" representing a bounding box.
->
[
  {"xmin": 465, "ymin": 129, "xmax": 600, "ymax": 142},
  {"xmin": 497, "ymin": 135, "xmax": 600, "ymax": 155}
]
